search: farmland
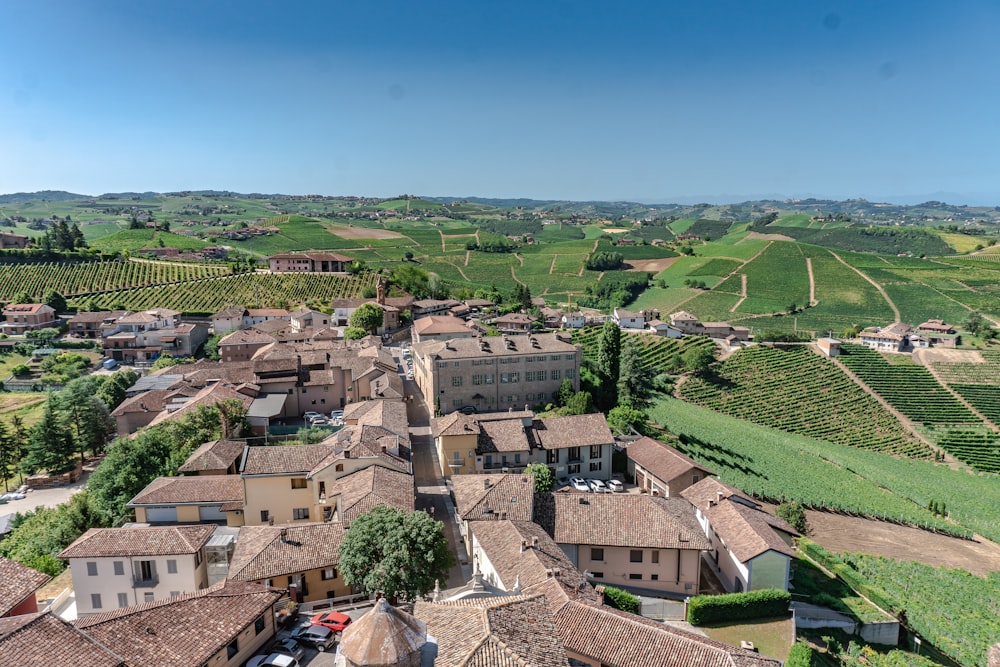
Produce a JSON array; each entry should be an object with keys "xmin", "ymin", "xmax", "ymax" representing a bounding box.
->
[
  {"xmin": 572, "ymin": 327, "xmax": 716, "ymax": 375},
  {"xmin": 677, "ymin": 345, "xmax": 930, "ymax": 457}
]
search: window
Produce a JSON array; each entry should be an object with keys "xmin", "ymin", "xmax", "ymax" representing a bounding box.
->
[
  {"xmin": 117, "ymin": 593, "xmax": 128, "ymax": 608},
  {"xmin": 630, "ymin": 550, "xmax": 643, "ymax": 563},
  {"xmin": 590, "ymin": 445, "xmax": 602, "ymax": 459},
  {"xmin": 321, "ymin": 568, "xmax": 338, "ymax": 580},
  {"xmin": 568, "ymin": 463, "xmax": 580, "ymax": 474},
  {"xmin": 255, "ymin": 615, "xmax": 266, "ymax": 635},
  {"xmin": 565, "ymin": 368, "xmax": 575, "ymax": 379},
  {"xmin": 113, "ymin": 561, "xmax": 124, "ymax": 576},
  {"xmin": 629, "ymin": 573, "xmax": 643, "ymax": 580},
  {"xmin": 485, "ymin": 374, "xmax": 494, "ymax": 384},
  {"xmin": 170, "ymin": 591, "xmax": 180, "ymax": 597},
  {"xmin": 500, "ymin": 372, "xmax": 519, "ymax": 384},
  {"xmin": 546, "ymin": 449, "xmax": 558, "ymax": 464},
  {"xmin": 536, "ymin": 370, "xmax": 546, "ymax": 382},
  {"xmin": 453, "ymin": 398, "xmax": 463, "ymax": 407},
  {"xmin": 514, "ymin": 453, "xmax": 521, "ymax": 464},
  {"xmin": 291, "ymin": 478, "xmax": 307, "ymax": 489},
  {"xmin": 472, "ymin": 374, "xmax": 483, "ymax": 385},
  {"xmin": 86, "ymin": 562, "xmax": 98, "ymax": 577},
  {"xmin": 452, "ymin": 376, "xmax": 463, "ymax": 387},
  {"xmin": 227, "ymin": 638, "xmax": 239, "ymax": 660},
  {"xmin": 590, "ymin": 548, "xmax": 604, "ymax": 561},
  {"xmin": 525, "ymin": 371, "xmax": 535, "ymax": 382},
  {"xmin": 454, "ymin": 361, "xmax": 460, "ymax": 367},
  {"xmin": 590, "ymin": 571, "xmax": 604, "ymax": 579},
  {"xmin": 167, "ymin": 559, "xmax": 178, "ymax": 574},
  {"xmin": 651, "ymin": 574, "xmax": 659, "ymax": 581},
  {"xmin": 568, "ymin": 446, "xmax": 581, "ymax": 461},
  {"xmin": 293, "ymin": 508, "xmax": 310, "ymax": 520},
  {"xmin": 144, "ymin": 592, "xmax": 154, "ymax": 603},
  {"xmin": 91, "ymin": 593, "xmax": 102, "ymax": 609},
  {"xmin": 195, "ymin": 549, "xmax": 203, "ymax": 567},
  {"xmin": 651, "ymin": 550, "xmax": 660, "ymax": 564},
  {"xmin": 589, "ymin": 461, "xmax": 602, "ymax": 472},
  {"xmin": 551, "ymin": 369, "xmax": 560, "ymax": 381},
  {"xmin": 692, "ymin": 474, "xmax": 701, "ymax": 484},
  {"xmin": 260, "ymin": 510, "xmax": 270, "ymax": 523},
  {"xmin": 136, "ymin": 559, "xmax": 156, "ymax": 583}
]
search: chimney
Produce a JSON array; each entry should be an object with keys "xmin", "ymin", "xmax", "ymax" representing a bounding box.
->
[
  {"xmin": 484, "ymin": 479, "xmax": 491, "ymax": 490},
  {"xmin": 280, "ymin": 527, "xmax": 288, "ymax": 543},
  {"xmin": 531, "ymin": 536, "xmax": 539, "ymax": 548},
  {"xmin": 716, "ymin": 490, "xmax": 724, "ymax": 502}
]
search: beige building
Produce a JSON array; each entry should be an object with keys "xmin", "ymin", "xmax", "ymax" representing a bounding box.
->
[
  {"xmin": 431, "ymin": 410, "xmax": 534, "ymax": 477},
  {"xmin": 268, "ymin": 252, "xmax": 353, "ymax": 273},
  {"xmin": 538, "ymin": 493, "xmax": 710, "ymax": 596},
  {"xmin": 1, "ymin": 303, "xmax": 58, "ymax": 335},
  {"xmin": 74, "ymin": 580, "xmax": 281, "ymax": 667},
  {"xmin": 127, "ymin": 476, "xmax": 245, "ymax": 526},
  {"xmin": 625, "ymin": 436, "xmax": 715, "ymax": 497},
  {"xmin": 452, "ymin": 474, "xmax": 536, "ymax": 559},
  {"xmin": 411, "ymin": 332, "xmax": 581, "ymax": 415},
  {"xmin": 59, "ymin": 525, "xmax": 215, "ymax": 615},
  {"xmin": 412, "ymin": 315, "xmax": 474, "ymax": 343}
]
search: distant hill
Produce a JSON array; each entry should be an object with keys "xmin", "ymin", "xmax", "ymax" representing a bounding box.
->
[{"xmin": 0, "ymin": 190, "xmax": 90, "ymax": 204}]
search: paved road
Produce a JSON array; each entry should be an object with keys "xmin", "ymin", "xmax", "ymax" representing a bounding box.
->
[
  {"xmin": 395, "ymin": 347, "xmax": 471, "ymax": 589},
  {"xmin": 0, "ymin": 471, "xmax": 90, "ymax": 517}
]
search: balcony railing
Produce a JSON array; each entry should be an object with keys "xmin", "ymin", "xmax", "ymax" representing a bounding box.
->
[{"xmin": 133, "ymin": 576, "xmax": 158, "ymax": 588}]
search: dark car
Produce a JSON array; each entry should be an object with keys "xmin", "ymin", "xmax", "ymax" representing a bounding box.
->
[{"xmin": 291, "ymin": 624, "xmax": 337, "ymax": 652}]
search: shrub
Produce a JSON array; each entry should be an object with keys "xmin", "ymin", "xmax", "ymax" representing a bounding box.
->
[
  {"xmin": 686, "ymin": 589, "xmax": 791, "ymax": 625},
  {"xmin": 785, "ymin": 642, "xmax": 814, "ymax": 667},
  {"xmin": 776, "ymin": 500, "xmax": 808, "ymax": 533},
  {"xmin": 602, "ymin": 586, "xmax": 640, "ymax": 614}
]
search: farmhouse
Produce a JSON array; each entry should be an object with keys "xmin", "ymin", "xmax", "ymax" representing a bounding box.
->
[
  {"xmin": 1, "ymin": 303, "xmax": 59, "ymax": 335},
  {"xmin": 625, "ymin": 436, "xmax": 715, "ymax": 497},
  {"xmin": 859, "ymin": 322, "xmax": 912, "ymax": 352},
  {"xmin": 613, "ymin": 308, "xmax": 646, "ymax": 329},
  {"xmin": 67, "ymin": 310, "xmax": 129, "ymax": 339},
  {"xmin": 268, "ymin": 251, "xmax": 352, "ymax": 273},
  {"xmin": 490, "ymin": 312, "xmax": 537, "ymax": 332},
  {"xmin": 0, "ymin": 231, "xmax": 30, "ymax": 248},
  {"xmin": 916, "ymin": 319, "xmax": 960, "ymax": 348},
  {"xmin": 817, "ymin": 337, "xmax": 841, "ymax": 357},
  {"xmin": 669, "ymin": 310, "xmax": 750, "ymax": 342}
]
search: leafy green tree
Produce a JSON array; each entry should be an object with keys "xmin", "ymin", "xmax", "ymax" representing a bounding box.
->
[
  {"xmin": 344, "ymin": 326, "xmax": 367, "ymax": 340},
  {"xmin": 776, "ymin": 501, "xmax": 808, "ymax": 534},
  {"xmin": 555, "ymin": 378, "xmax": 575, "ymax": 407},
  {"xmin": 21, "ymin": 395, "xmax": 76, "ymax": 474},
  {"xmin": 510, "ymin": 283, "xmax": 531, "ymax": 311},
  {"xmin": 617, "ymin": 338, "xmax": 655, "ymax": 409},
  {"xmin": 0, "ymin": 492, "xmax": 107, "ymax": 575},
  {"xmin": 525, "ymin": 463, "xmax": 554, "ymax": 492},
  {"xmin": 350, "ymin": 303, "xmax": 384, "ymax": 335},
  {"xmin": 681, "ymin": 345, "xmax": 715, "ymax": 375},
  {"xmin": 96, "ymin": 369, "xmax": 139, "ymax": 410},
  {"xmin": 339, "ymin": 506, "xmax": 454, "ymax": 603},
  {"xmin": 597, "ymin": 320, "xmax": 621, "ymax": 384},
  {"xmin": 390, "ymin": 264, "xmax": 430, "ymax": 299},
  {"xmin": 151, "ymin": 355, "xmax": 186, "ymax": 370},
  {"xmin": 57, "ymin": 377, "xmax": 113, "ymax": 458},
  {"xmin": 607, "ymin": 405, "xmax": 647, "ymax": 435},
  {"xmin": 202, "ymin": 333, "xmax": 223, "ymax": 361},
  {"xmin": 11, "ymin": 291, "xmax": 31, "ymax": 305},
  {"xmin": 564, "ymin": 390, "xmax": 594, "ymax": 415},
  {"xmin": 43, "ymin": 291, "xmax": 67, "ymax": 314}
]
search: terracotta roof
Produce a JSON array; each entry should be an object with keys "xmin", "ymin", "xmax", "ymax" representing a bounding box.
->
[
  {"xmin": 531, "ymin": 413, "xmax": 613, "ymax": 450},
  {"xmin": 242, "ymin": 444, "xmax": 334, "ymax": 475},
  {"xmin": 247, "ymin": 308, "xmax": 291, "ymax": 317},
  {"xmin": 451, "ymin": 474, "xmax": 535, "ymax": 522},
  {"xmin": 342, "ymin": 399, "xmax": 409, "ymax": 435},
  {"xmin": 144, "ymin": 383, "xmax": 253, "ymax": 429},
  {"xmin": 703, "ymin": 499, "xmax": 798, "ymax": 563},
  {"xmin": 625, "ymin": 437, "xmax": 715, "ymax": 484},
  {"xmin": 329, "ymin": 465, "xmax": 415, "ymax": 525},
  {"xmin": 0, "ymin": 557, "xmax": 50, "ymax": 616},
  {"xmin": 59, "ymin": 525, "xmax": 215, "ymax": 559},
  {"xmin": 177, "ymin": 439, "xmax": 246, "ymax": 473},
  {"xmin": 412, "ymin": 333, "xmax": 578, "ymax": 361},
  {"xmin": 538, "ymin": 494, "xmax": 710, "ymax": 551},
  {"xmin": 212, "ymin": 307, "xmax": 247, "ymax": 319},
  {"xmin": 432, "ymin": 411, "xmax": 533, "ymax": 438},
  {"xmin": 553, "ymin": 600, "xmax": 780, "ymax": 667},
  {"xmin": 491, "ymin": 313, "xmax": 537, "ymax": 325},
  {"xmin": 74, "ymin": 581, "xmax": 281, "ymax": 667},
  {"xmin": 670, "ymin": 311, "xmax": 698, "ymax": 322},
  {"xmin": 680, "ymin": 477, "xmax": 759, "ymax": 511},
  {"xmin": 340, "ymin": 598, "xmax": 427, "ymax": 666},
  {"xmin": 127, "ymin": 476, "xmax": 244, "ymax": 506},
  {"xmin": 413, "ymin": 315, "xmax": 471, "ymax": 335},
  {"xmin": 227, "ymin": 523, "xmax": 345, "ymax": 582},
  {"xmin": 218, "ymin": 328, "xmax": 277, "ymax": 346},
  {"xmin": 414, "ymin": 594, "xmax": 569, "ymax": 667},
  {"xmin": 3, "ymin": 303, "xmax": 51, "ymax": 314},
  {"xmin": 0, "ymin": 612, "xmax": 124, "ymax": 667},
  {"xmin": 477, "ymin": 419, "xmax": 531, "ymax": 454}
]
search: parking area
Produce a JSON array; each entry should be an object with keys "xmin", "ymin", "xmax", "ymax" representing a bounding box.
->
[
  {"xmin": 248, "ymin": 604, "xmax": 373, "ymax": 666},
  {"xmin": 0, "ymin": 472, "xmax": 90, "ymax": 516}
]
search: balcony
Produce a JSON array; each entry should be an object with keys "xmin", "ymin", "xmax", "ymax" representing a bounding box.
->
[
  {"xmin": 132, "ymin": 576, "xmax": 158, "ymax": 588},
  {"xmin": 447, "ymin": 458, "xmax": 466, "ymax": 468}
]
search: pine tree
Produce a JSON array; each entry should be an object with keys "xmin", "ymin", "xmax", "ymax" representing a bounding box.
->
[
  {"xmin": 617, "ymin": 338, "xmax": 655, "ymax": 409},
  {"xmin": 21, "ymin": 396, "xmax": 76, "ymax": 475}
]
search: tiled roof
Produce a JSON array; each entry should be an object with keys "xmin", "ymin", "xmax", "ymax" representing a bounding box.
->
[
  {"xmin": 74, "ymin": 581, "xmax": 281, "ymax": 667},
  {"xmin": 414, "ymin": 594, "xmax": 569, "ymax": 667},
  {"xmin": 451, "ymin": 474, "xmax": 535, "ymax": 522},
  {"xmin": 177, "ymin": 439, "xmax": 246, "ymax": 473},
  {"xmin": 531, "ymin": 413, "xmax": 613, "ymax": 450},
  {"xmin": 242, "ymin": 444, "xmax": 334, "ymax": 475},
  {"xmin": 412, "ymin": 333, "xmax": 578, "ymax": 361},
  {"xmin": 670, "ymin": 310, "xmax": 698, "ymax": 322},
  {"xmin": 0, "ymin": 557, "xmax": 50, "ymax": 616},
  {"xmin": 339, "ymin": 598, "xmax": 426, "ymax": 666},
  {"xmin": 0, "ymin": 612, "xmax": 124, "ymax": 667},
  {"xmin": 127, "ymin": 476, "xmax": 244, "ymax": 506},
  {"xmin": 477, "ymin": 419, "xmax": 530, "ymax": 454},
  {"xmin": 227, "ymin": 523, "xmax": 345, "ymax": 582},
  {"xmin": 413, "ymin": 315, "xmax": 471, "ymax": 335},
  {"xmin": 247, "ymin": 308, "xmax": 291, "ymax": 317},
  {"xmin": 538, "ymin": 494, "xmax": 710, "ymax": 551},
  {"xmin": 212, "ymin": 307, "xmax": 247, "ymax": 319},
  {"xmin": 432, "ymin": 411, "xmax": 533, "ymax": 438},
  {"xmin": 332, "ymin": 465, "xmax": 415, "ymax": 525},
  {"xmin": 625, "ymin": 437, "xmax": 715, "ymax": 484},
  {"xmin": 59, "ymin": 525, "xmax": 215, "ymax": 559},
  {"xmin": 680, "ymin": 477, "xmax": 759, "ymax": 511},
  {"xmin": 144, "ymin": 383, "xmax": 253, "ymax": 429},
  {"xmin": 343, "ymin": 399, "xmax": 409, "ymax": 436},
  {"xmin": 218, "ymin": 328, "xmax": 277, "ymax": 346},
  {"xmin": 553, "ymin": 600, "xmax": 780, "ymax": 667},
  {"xmin": 703, "ymin": 499, "xmax": 798, "ymax": 563},
  {"xmin": 3, "ymin": 303, "xmax": 51, "ymax": 314}
]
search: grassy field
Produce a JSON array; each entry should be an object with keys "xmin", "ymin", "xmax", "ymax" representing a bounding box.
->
[{"xmin": 700, "ymin": 616, "xmax": 793, "ymax": 662}]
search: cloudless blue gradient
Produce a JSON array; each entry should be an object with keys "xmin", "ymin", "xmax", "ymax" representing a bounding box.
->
[{"xmin": 2, "ymin": 1, "xmax": 999, "ymax": 203}]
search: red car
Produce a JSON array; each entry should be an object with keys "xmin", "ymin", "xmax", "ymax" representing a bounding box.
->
[{"xmin": 310, "ymin": 611, "xmax": 352, "ymax": 633}]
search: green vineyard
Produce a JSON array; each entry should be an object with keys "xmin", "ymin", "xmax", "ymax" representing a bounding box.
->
[
  {"xmin": 676, "ymin": 345, "xmax": 930, "ymax": 457},
  {"xmin": 933, "ymin": 429, "xmax": 1000, "ymax": 473},
  {"xmin": 571, "ymin": 327, "xmax": 716, "ymax": 374},
  {"xmin": 838, "ymin": 344, "xmax": 980, "ymax": 425},
  {"xmin": 70, "ymin": 272, "xmax": 377, "ymax": 314},
  {"xmin": 0, "ymin": 260, "xmax": 229, "ymax": 300}
]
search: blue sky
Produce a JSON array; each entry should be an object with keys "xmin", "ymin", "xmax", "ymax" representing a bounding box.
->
[{"xmin": 2, "ymin": 1, "xmax": 999, "ymax": 203}]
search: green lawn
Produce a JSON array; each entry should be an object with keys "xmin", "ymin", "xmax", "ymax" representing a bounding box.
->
[{"xmin": 700, "ymin": 616, "xmax": 793, "ymax": 662}]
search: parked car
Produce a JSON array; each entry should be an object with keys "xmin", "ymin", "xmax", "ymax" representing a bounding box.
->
[
  {"xmin": 246, "ymin": 653, "xmax": 298, "ymax": 667},
  {"xmin": 303, "ymin": 411, "xmax": 323, "ymax": 423},
  {"xmin": 310, "ymin": 610, "xmax": 353, "ymax": 633},
  {"xmin": 0, "ymin": 492, "xmax": 25, "ymax": 501},
  {"xmin": 588, "ymin": 479, "xmax": 609, "ymax": 494},
  {"xmin": 309, "ymin": 417, "xmax": 330, "ymax": 426},
  {"xmin": 607, "ymin": 479, "xmax": 624, "ymax": 493},
  {"xmin": 329, "ymin": 410, "xmax": 344, "ymax": 421},
  {"xmin": 271, "ymin": 638, "xmax": 305, "ymax": 662},
  {"xmin": 291, "ymin": 624, "xmax": 337, "ymax": 651},
  {"xmin": 570, "ymin": 477, "xmax": 590, "ymax": 493},
  {"xmin": 459, "ymin": 405, "xmax": 477, "ymax": 415},
  {"xmin": 556, "ymin": 476, "xmax": 570, "ymax": 488}
]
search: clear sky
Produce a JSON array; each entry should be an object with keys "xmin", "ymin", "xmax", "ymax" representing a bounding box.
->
[{"xmin": 2, "ymin": 1, "xmax": 999, "ymax": 204}]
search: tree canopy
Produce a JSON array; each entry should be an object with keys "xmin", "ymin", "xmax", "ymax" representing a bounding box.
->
[
  {"xmin": 350, "ymin": 303, "xmax": 384, "ymax": 335},
  {"xmin": 525, "ymin": 463, "xmax": 554, "ymax": 492},
  {"xmin": 616, "ymin": 338, "xmax": 655, "ymax": 410},
  {"xmin": 338, "ymin": 506, "xmax": 453, "ymax": 602}
]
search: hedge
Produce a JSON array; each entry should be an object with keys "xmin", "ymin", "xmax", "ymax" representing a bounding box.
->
[
  {"xmin": 602, "ymin": 586, "xmax": 640, "ymax": 614},
  {"xmin": 785, "ymin": 642, "xmax": 814, "ymax": 667},
  {"xmin": 798, "ymin": 539, "xmax": 897, "ymax": 615},
  {"xmin": 686, "ymin": 589, "xmax": 790, "ymax": 625}
]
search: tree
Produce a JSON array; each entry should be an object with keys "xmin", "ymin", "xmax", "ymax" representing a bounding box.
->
[
  {"xmin": 597, "ymin": 321, "xmax": 621, "ymax": 384},
  {"xmin": 344, "ymin": 326, "xmax": 367, "ymax": 340},
  {"xmin": 390, "ymin": 264, "xmax": 430, "ymax": 299},
  {"xmin": 776, "ymin": 501, "xmax": 808, "ymax": 534},
  {"xmin": 202, "ymin": 333, "xmax": 223, "ymax": 361},
  {"xmin": 0, "ymin": 421, "xmax": 14, "ymax": 492},
  {"xmin": 681, "ymin": 345, "xmax": 715, "ymax": 375},
  {"xmin": 339, "ymin": 506, "xmax": 454, "ymax": 602},
  {"xmin": 617, "ymin": 339, "xmax": 655, "ymax": 409},
  {"xmin": 555, "ymin": 378, "xmax": 575, "ymax": 407},
  {"xmin": 525, "ymin": 463, "xmax": 554, "ymax": 492},
  {"xmin": 57, "ymin": 378, "xmax": 113, "ymax": 459},
  {"xmin": 43, "ymin": 291, "xmax": 67, "ymax": 314},
  {"xmin": 607, "ymin": 405, "xmax": 647, "ymax": 435},
  {"xmin": 350, "ymin": 303, "xmax": 384, "ymax": 335},
  {"xmin": 96, "ymin": 369, "xmax": 139, "ymax": 410},
  {"xmin": 21, "ymin": 395, "xmax": 76, "ymax": 474}
]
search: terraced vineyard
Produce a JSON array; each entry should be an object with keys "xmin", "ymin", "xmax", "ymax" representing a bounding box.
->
[
  {"xmin": 74, "ymin": 271, "xmax": 377, "ymax": 314},
  {"xmin": 677, "ymin": 345, "xmax": 930, "ymax": 457},
  {"xmin": 0, "ymin": 260, "xmax": 229, "ymax": 300},
  {"xmin": 838, "ymin": 344, "xmax": 980, "ymax": 425},
  {"xmin": 932, "ymin": 429, "xmax": 1000, "ymax": 473},
  {"xmin": 571, "ymin": 327, "xmax": 716, "ymax": 374},
  {"xmin": 928, "ymin": 352, "xmax": 1000, "ymax": 424}
]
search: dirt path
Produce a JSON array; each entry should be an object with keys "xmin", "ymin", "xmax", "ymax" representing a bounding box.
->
[
  {"xmin": 514, "ymin": 253, "xmax": 524, "ymax": 267},
  {"xmin": 729, "ymin": 274, "xmax": 748, "ymax": 313},
  {"xmin": 829, "ymin": 250, "xmax": 900, "ymax": 323},
  {"xmin": 806, "ymin": 257, "xmax": 817, "ymax": 306},
  {"xmin": 510, "ymin": 265, "xmax": 527, "ymax": 287},
  {"xmin": 464, "ymin": 250, "xmax": 470, "ymax": 267},
  {"xmin": 804, "ymin": 510, "xmax": 1000, "ymax": 577},
  {"xmin": 439, "ymin": 231, "xmax": 446, "ymax": 252},
  {"xmin": 592, "ymin": 239, "xmax": 600, "ymax": 252},
  {"xmin": 451, "ymin": 261, "xmax": 471, "ymax": 282},
  {"xmin": 549, "ymin": 255, "xmax": 557, "ymax": 275}
]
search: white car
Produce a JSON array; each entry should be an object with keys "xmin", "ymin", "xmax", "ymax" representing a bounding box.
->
[
  {"xmin": 329, "ymin": 410, "xmax": 344, "ymax": 420},
  {"xmin": 588, "ymin": 479, "xmax": 609, "ymax": 494},
  {"xmin": 607, "ymin": 480, "xmax": 624, "ymax": 493},
  {"xmin": 303, "ymin": 411, "xmax": 323, "ymax": 423},
  {"xmin": 246, "ymin": 653, "xmax": 298, "ymax": 667},
  {"xmin": 570, "ymin": 477, "xmax": 591, "ymax": 492}
]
